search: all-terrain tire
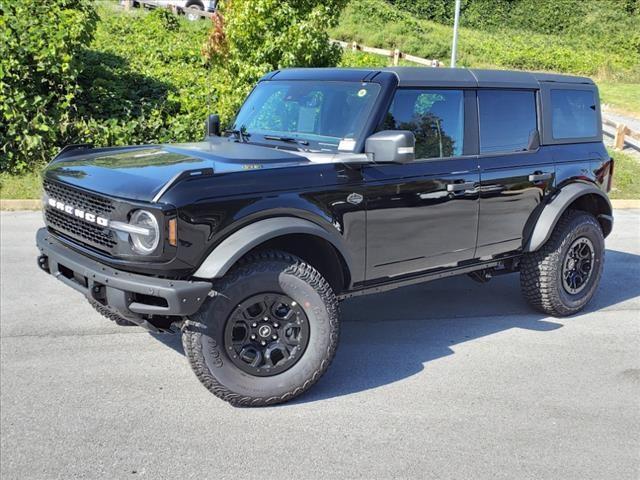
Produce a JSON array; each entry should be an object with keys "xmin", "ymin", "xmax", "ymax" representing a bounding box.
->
[
  {"xmin": 520, "ymin": 209, "xmax": 605, "ymax": 317},
  {"xmin": 182, "ymin": 250, "xmax": 340, "ymax": 407}
]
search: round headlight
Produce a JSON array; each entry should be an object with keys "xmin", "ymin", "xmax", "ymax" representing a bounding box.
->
[{"xmin": 129, "ymin": 210, "xmax": 160, "ymax": 255}]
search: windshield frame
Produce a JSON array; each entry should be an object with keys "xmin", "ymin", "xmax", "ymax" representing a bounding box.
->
[{"xmin": 230, "ymin": 79, "xmax": 385, "ymax": 154}]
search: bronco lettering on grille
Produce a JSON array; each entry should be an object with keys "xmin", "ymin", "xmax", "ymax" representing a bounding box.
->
[{"xmin": 48, "ymin": 197, "xmax": 109, "ymax": 227}]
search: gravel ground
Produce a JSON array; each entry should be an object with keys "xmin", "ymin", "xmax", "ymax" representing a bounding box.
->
[{"xmin": 1, "ymin": 210, "xmax": 639, "ymax": 480}]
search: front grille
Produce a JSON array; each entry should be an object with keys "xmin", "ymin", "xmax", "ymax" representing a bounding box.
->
[
  {"xmin": 43, "ymin": 179, "xmax": 115, "ymax": 217},
  {"xmin": 45, "ymin": 208, "xmax": 117, "ymax": 250}
]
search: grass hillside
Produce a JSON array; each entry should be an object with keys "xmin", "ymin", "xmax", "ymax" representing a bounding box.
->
[{"xmin": 333, "ymin": 0, "xmax": 640, "ymax": 116}]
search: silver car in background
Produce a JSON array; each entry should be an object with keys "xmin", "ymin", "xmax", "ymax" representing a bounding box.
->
[{"xmin": 123, "ymin": 1, "xmax": 218, "ymax": 21}]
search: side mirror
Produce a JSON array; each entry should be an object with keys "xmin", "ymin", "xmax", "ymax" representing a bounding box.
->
[
  {"xmin": 365, "ymin": 130, "xmax": 415, "ymax": 163},
  {"xmin": 206, "ymin": 114, "xmax": 221, "ymax": 137}
]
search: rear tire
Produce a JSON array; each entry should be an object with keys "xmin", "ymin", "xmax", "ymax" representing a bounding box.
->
[
  {"xmin": 520, "ymin": 210, "xmax": 604, "ymax": 317},
  {"xmin": 182, "ymin": 250, "xmax": 340, "ymax": 407}
]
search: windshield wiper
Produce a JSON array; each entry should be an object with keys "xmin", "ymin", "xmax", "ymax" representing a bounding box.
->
[
  {"xmin": 224, "ymin": 129, "xmax": 251, "ymax": 143},
  {"xmin": 263, "ymin": 135, "xmax": 309, "ymax": 146}
]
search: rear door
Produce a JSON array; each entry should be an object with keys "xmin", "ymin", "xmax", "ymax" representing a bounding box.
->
[
  {"xmin": 362, "ymin": 88, "xmax": 480, "ymax": 282},
  {"xmin": 475, "ymin": 89, "xmax": 555, "ymax": 258}
]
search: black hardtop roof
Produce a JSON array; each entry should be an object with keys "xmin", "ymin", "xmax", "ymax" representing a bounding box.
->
[{"xmin": 265, "ymin": 67, "xmax": 594, "ymax": 88}]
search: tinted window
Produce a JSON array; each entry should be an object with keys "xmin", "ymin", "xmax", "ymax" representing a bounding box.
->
[
  {"xmin": 478, "ymin": 90, "xmax": 537, "ymax": 154},
  {"xmin": 382, "ymin": 89, "xmax": 464, "ymax": 158},
  {"xmin": 551, "ymin": 89, "xmax": 598, "ymax": 139},
  {"xmin": 233, "ymin": 81, "xmax": 381, "ymax": 152}
]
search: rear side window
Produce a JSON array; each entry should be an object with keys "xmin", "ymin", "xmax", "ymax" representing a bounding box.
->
[
  {"xmin": 478, "ymin": 90, "xmax": 537, "ymax": 154},
  {"xmin": 382, "ymin": 89, "xmax": 465, "ymax": 158},
  {"xmin": 550, "ymin": 89, "xmax": 598, "ymax": 139}
]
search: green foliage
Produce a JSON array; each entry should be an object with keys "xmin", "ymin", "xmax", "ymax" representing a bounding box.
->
[
  {"xmin": 388, "ymin": 0, "xmax": 454, "ymax": 23},
  {"xmin": 332, "ymin": 0, "xmax": 640, "ymax": 81},
  {"xmin": 203, "ymin": 0, "xmax": 348, "ymax": 123},
  {"xmin": 0, "ymin": 2, "xmax": 214, "ymax": 173},
  {"xmin": 339, "ymin": 51, "xmax": 390, "ymax": 68},
  {"xmin": 0, "ymin": 0, "xmax": 97, "ymax": 173},
  {"xmin": 608, "ymin": 149, "xmax": 640, "ymax": 199},
  {"xmin": 0, "ymin": 171, "xmax": 42, "ymax": 199},
  {"xmin": 599, "ymin": 82, "xmax": 640, "ymax": 116},
  {"xmin": 72, "ymin": 4, "xmax": 213, "ymax": 149}
]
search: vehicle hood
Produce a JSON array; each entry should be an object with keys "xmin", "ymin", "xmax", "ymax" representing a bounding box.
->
[{"xmin": 44, "ymin": 139, "xmax": 336, "ymax": 202}]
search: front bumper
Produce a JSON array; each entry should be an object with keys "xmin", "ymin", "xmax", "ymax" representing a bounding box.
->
[{"xmin": 36, "ymin": 228, "xmax": 210, "ymax": 328}]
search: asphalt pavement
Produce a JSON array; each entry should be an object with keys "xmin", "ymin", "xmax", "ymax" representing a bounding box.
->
[{"xmin": 1, "ymin": 210, "xmax": 639, "ymax": 480}]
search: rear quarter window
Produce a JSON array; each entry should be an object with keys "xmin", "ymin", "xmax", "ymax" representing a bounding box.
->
[{"xmin": 550, "ymin": 89, "xmax": 598, "ymax": 139}]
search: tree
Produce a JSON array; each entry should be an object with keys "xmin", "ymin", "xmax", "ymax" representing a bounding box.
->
[{"xmin": 202, "ymin": 0, "xmax": 348, "ymax": 123}]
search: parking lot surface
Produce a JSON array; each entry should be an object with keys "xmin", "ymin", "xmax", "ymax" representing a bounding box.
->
[{"xmin": 1, "ymin": 210, "xmax": 639, "ymax": 480}]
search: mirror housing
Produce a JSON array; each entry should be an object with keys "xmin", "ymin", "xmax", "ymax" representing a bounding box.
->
[
  {"xmin": 206, "ymin": 114, "xmax": 221, "ymax": 137},
  {"xmin": 365, "ymin": 130, "xmax": 416, "ymax": 163}
]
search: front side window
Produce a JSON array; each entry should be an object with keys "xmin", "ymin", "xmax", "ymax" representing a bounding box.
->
[
  {"xmin": 382, "ymin": 89, "xmax": 464, "ymax": 159},
  {"xmin": 478, "ymin": 90, "xmax": 537, "ymax": 154},
  {"xmin": 551, "ymin": 89, "xmax": 598, "ymax": 139},
  {"xmin": 232, "ymin": 81, "xmax": 381, "ymax": 152}
]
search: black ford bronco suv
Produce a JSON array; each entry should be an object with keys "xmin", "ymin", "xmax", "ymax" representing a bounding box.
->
[{"xmin": 36, "ymin": 67, "xmax": 614, "ymax": 406}]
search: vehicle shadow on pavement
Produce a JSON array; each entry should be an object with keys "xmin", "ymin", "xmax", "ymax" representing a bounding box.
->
[{"xmin": 151, "ymin": 249, "xmax": 639, "ymax": 404}]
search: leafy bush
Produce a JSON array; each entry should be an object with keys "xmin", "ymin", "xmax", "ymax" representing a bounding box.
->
[
  {"xmin": 72, "ymin": 5, "xmax": 213, "ymax": 149},
  {"xmin": 1, "ymin": 2, "xmax": 214, "ymax": 173},
  {"xmin": 202, "ymin": 0, "xmax": 348, "ymax": 123},
  {"xmin": 0, "ymin": 0, "xmax": 97, "ymax": 173}
]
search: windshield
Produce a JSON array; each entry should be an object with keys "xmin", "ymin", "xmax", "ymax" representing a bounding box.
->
[{"xmin": 232, "ymin": 81, "xmax": 381, "ymax": 152}]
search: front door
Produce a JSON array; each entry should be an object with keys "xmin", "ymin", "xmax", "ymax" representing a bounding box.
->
[{"xmin": 363, "ymin": 88, "xmax": 480, "ymax": 282}]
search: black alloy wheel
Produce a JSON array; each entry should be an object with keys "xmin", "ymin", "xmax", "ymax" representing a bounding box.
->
[
  {"xmin": 224, "ymin": 293, "xmax": 310, "ymax": 376},
  {"xmin": 561, "ymin": 237, "xmax": 595, "ymax": 295}
]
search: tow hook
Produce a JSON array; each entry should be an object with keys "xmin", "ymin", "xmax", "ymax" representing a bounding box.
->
[{"xmin": 37, "ymin": 255, "xmax": 49, "ymax": 273}]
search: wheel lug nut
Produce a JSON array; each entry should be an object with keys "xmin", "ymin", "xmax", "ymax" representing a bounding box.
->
[
  {"xmin": 261, "ymin": 340, "xmax": 267, "ymax": 346},
  {"xmin": 250, "ymin": 334, "xmax": 256, "ymax": 340},
  {"xmin": 273, "ymin": 322, "xmax": 279, "ymax": 328},
  {"xmin": 263, "ymin": 317, "xmax": 269, "ymax": 321},
  {"xmin": 272, "ymin": 334, "xmax": 278, "ymax": 340},
  {"xmin": 252, "ymin": 323, "xmax": 257, "ymax": 328}
]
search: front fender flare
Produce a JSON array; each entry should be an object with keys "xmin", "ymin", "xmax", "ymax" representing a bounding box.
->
[
  {"xmin": 524, "ymin": 183, "xmax": 612, "ymax": 252},
  {"xmin": 192, "ymin": 217, "xmax": 353, "ymax": 279}
]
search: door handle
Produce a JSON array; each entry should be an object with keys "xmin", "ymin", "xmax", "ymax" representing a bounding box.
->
[
  {"xmin": 528, "ymin": 172, "xmax": 552, "ymax": 182},
  {"xmin": 446, "ymin": 181, "xmax": 475, "ymax": 192}
]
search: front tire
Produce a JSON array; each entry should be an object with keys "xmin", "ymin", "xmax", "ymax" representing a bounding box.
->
[
  {"xmin": 182, "ymin": 250, "xmax": 340, "ymax": 406},
  {"xmin": 520, "ymin": 210, "xmax": 605, "ymax": 317}
]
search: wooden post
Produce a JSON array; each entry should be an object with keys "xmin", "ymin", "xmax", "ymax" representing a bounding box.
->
[
  {"xmin": 614, "ymin": 123, "xmax": 628, "ymax": 150},
  {"xmin": 393, "ymin": 49, "xmax": 400, "ymax": 66},
  {"xmin": 351, "ymin": 41, "xmax": 358, "ymax": 52}
]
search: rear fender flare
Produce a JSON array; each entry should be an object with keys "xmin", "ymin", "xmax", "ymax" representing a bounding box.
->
[{"xmin": 524, "ymin": 183, "xmax": 612, "ymax": 252}]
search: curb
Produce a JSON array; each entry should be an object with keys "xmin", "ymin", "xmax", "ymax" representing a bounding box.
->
[
  {"xmin": 1, "ymin": 198, "xmax": 639, "ymax": 211},
  {"xmin": 1, "ymin": 199, "xmax": 41, "ymax": 211},
  {"xmin": 611, "ymin": 199, "xmax": 640, "ymax": 209}
]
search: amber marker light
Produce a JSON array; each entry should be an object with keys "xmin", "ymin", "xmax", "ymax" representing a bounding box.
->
[{"xmin": 168, "ymin": 218, "xmax": 177, "ymax": 246}]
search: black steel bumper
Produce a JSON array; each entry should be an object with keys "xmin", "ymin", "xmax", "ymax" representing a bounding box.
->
[{"xmin": 36, "ymin": 228, "xmax": 210, "ymax": 325}]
